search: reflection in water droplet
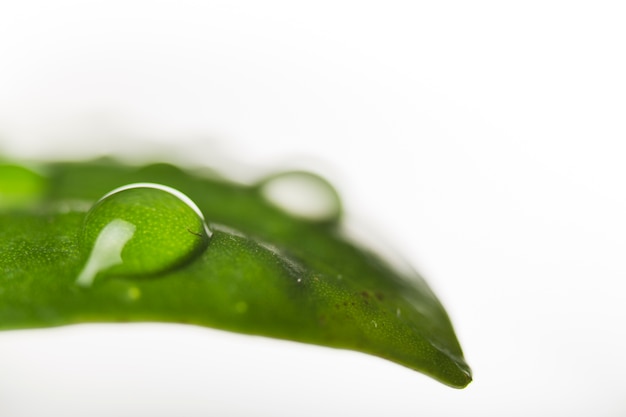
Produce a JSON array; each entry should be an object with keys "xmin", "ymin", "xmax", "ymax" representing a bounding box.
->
[
  {"xmin": 76, "ymin": 219, "xmax": 136, "ymax": 287},
  {"xmin": 0, "ymin": 164, "xmax": 45, "ymax": 209},
  {"xmin": 259, "ymin": 171, "xmax": 341, "ymax": 222},
  {"xmin": 76, "ymin": 183, "xmax": 209, "ymax": 286}
]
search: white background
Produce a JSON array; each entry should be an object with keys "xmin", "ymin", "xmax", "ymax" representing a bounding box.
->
[{"xmin": 1, "ymin": 1, "xmax": 625, "ymax": 416}]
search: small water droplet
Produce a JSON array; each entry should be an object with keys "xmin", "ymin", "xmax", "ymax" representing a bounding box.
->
[
  {"xmin": 259, "ymin": 171, "xmax": 341, "ymax": 222},
  {"xmin": 0, "ymin": 164, "xmax": 45, "ymax": 209},
  {"xmin": 76, "ymin": 183, "xmax": 209, "ymax": 286},
  {"xmin": 127, "ymin": 286, "xmax": 142, "ymax": 300}
]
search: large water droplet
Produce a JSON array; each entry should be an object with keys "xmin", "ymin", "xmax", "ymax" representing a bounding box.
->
[
  {"xmin": 259, "ymin": 171, "xmax": 342, "ymax": 222},
  {"xmin": 76, "ymin": 183, "xmax": 210, "ymax": 286}
]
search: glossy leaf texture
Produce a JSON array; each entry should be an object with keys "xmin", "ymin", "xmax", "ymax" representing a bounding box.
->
[{"xmin": 0, "ymin": 158, "xmax": 471, "ymax": 388}]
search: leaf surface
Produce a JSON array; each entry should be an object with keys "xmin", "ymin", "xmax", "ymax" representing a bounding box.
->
[{"xmin": 0, "ymin": 159, "xmax": 471, "ymax": 388}]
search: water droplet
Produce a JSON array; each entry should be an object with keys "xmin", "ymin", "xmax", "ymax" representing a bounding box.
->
[
  {"xmin": 259, "ymin": 171, "xmax": 341, "ymax": 222},
  {"xmin": 76, "ymin": 183, "xmax": 209, "ymax": 286},
  {"xmin": 0, "ymin": 164, "xmax": 45, "ymax": 209},
  {"xmin": 127, "ymin": 286, "xmax": 142, "ymax": 301}
]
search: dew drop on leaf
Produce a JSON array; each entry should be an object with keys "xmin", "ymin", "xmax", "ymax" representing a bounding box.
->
[
  {"xmin": 0, "ymin": 164, "xmax": 45, "ymax": 209},
  {"xmin": 76, "ymin": 183, "xmax": 210, "ymax": 286},
  {"xmin": 259, "ymin": 171, "xmax": 341, "ymax": 222}
]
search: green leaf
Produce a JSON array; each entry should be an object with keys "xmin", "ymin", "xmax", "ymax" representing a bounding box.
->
[{"xmin": 0, "ymin": 158, "xmax": 471, "ymax": 388}]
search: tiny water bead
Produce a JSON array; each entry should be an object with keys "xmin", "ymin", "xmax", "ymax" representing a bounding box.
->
[
  {"xmin": 76, "ymin": 183, "xmax": 210, "ymax": 287},
  {"xmin": 258, "ymin": 171, "xmax": 342, "ymax": 222}
]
